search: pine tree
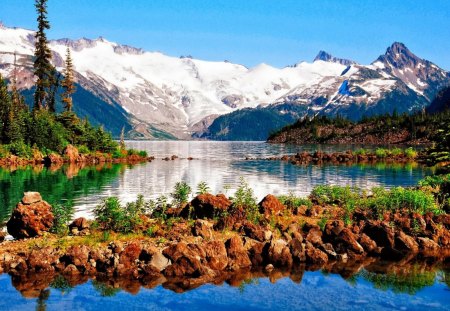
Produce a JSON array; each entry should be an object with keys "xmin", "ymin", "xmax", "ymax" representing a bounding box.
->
[
  {"xmin": 0, "ymin": 74, "xmax": 12, "ymax": 143},
  {"xmin": 33, "ymin": 0, "xmax": 54, "ymax": 111},
  {"xmin": 61, "ymin": 47, "xmax": 76, "ymax": 111}
]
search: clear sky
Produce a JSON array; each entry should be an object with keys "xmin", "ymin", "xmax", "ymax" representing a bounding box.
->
[{"xmin": 1, "ymin": 0, "xmax": 449, "ymax": 69}]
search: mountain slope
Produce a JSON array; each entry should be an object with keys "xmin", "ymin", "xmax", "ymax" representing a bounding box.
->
[{"xmin": 0, "ymin": 24, "xmax": 449, "ymax": 140}]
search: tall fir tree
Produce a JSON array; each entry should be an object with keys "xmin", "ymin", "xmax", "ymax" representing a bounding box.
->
[
  {"xmin": 61, "ymin": 47, "xmax": 76, "ymax": 112},
  {"xmin": 33, "ymin": 0, "xmax": 54, "ymax": 112},
  {"xmin": 0, "ymin": 74, "xmax": 12, "ymax": 143}
]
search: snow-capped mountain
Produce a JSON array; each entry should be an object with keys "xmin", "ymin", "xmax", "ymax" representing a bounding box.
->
[{"xmin": 0, "ymin": 24, "xmax": 448, "ymax": 139}]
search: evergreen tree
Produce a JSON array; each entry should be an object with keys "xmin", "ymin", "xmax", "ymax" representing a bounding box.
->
[
  {"xmin": 33, "ymin": 0, "xmax": 54, "ymax": 111},
  {"xmin": 0, "ymin": 74, "xmax": 12, "ymax": 143},
  {"xmin": 61, "ymin": 47, "xmax": 76, "ymax": 111}
]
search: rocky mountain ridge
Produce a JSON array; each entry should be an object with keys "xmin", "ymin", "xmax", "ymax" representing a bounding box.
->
[{"xmin": 0, "ymin": 25, "xmax": 448, "ymax": 139}]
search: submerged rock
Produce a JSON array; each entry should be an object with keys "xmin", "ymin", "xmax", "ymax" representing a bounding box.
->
[{"xmin": 6, "ymin": 192, "xmax": 54, "ymax": 239}]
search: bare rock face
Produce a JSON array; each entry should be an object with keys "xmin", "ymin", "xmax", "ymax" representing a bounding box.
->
[
  {"xmin": 258, "ymin": 195, "xmax": 285, "ymax": 216},
  {"xmin": 6, "ymin": 192, "xmax": 54, "ymax": 239}
]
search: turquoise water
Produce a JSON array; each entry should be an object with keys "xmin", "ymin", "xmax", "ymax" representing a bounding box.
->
[
  {"xmin": 0, "ymin": 141, "xmax": 433, "ymax": 222},
  {"xmin": 0, "ymin": 267, "xmax": 448, "ymax": 311}
]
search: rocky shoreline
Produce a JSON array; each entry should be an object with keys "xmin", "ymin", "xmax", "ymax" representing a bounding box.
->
[
  {"xmin": 1, "ymin": 191, "xmax": 450, "ymax": 292},
  {"xmin": 0, "ymin": 144, "xmax": 154, "ymax": 167},
  {"xmin": 245, "ymin": 150, "xmax": 423, "ymax": 166}
]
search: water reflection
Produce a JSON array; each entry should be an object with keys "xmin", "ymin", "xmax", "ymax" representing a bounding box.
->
[
  {"xmin": 0, "ymin": 142, "xmax": 433, "ymax": 221},
  {"xmin": 0, "ymin": 259, "xmax": 448, "ymax": 311}
]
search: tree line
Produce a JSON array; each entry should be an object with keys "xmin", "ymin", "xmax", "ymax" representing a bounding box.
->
[{"xmin": 0, "ymin": 0, "xmax": 117, "ymax": 158}]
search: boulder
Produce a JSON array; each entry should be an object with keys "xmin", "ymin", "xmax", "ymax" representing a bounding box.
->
[
  {"xmin": 163, "ymin": 242, "xmax": 207, "ymax": 277},
  {"xmin": 305, "ymin": 245, "xmax": 328, "ymax": 265},
  {"xmin": 26, "ymin": 247, "xmax": 58, "ymax": 272},
  {"xmin": 362, "ymin": 221, "xmax": 395, "ymax": 249},
  {"xmin": 335, "ymin": 228, "xmax": 364, "ymax": 254},
  {"xmin": 242, "ymin": 221, "xmax": 266, "ymax": 242},
  {"xmin": 63, "ymin": 245, "xmax": 90, "ymax": 269},
  {"xmin": 258, "ymin": 194, "xmax": 285, "ymax": 216},
  {"xmin": 358, "ymin": 233, "xmax": 379, "ymax": 254},
  {"xmin": 192, "ymin": 219, "xmax": 214, "ymax": 240},
  {"xmin": 225, "ymin": 236, "xmax": 252, "ymax": 270},
  {"xmin": 267, "ymin": 239, "xmax": 293, "ymax": 267},
  {"xmin": 324, "ymin": 220, "xmax": 345, "ymax": 238},
  {"xmin": 69, "ymin": 217, "xmax": 90, "ymax": 236},
  {"xmin": 63, "ymin": 145, "xmax": 80, "ymax": 163},
  {"xmin": 289, "ymin": 238, "xmax": 306, "ymax": 263},
  {"xmin": 395, "ymin": 231, "xmax": 419, "ymax": 254},
  {"xmin": 305, "ymin": 227, "xmax": 323, "ymax": 246},
  {"xmin": 185, "ymin": 194, "xmax": 232, "ymax": 219},
  {"xmin": 119, "ymin": 242, "xmax": 142, "ymax": 272},
  {"xmin": 417, "ymin": 237, "xmax": 440, "ymax": 251},
  {"xmin": 7, "ymin": 192, "xmax": 54, "ymax": 239},
  {"xmin": 204, "ymin": 241, "xmax": 228, "ymax": 271}
]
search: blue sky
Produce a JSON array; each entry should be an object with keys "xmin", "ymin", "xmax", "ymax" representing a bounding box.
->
[{"xmin": 1, "ymin": 0, "xmax": 449, "ymax": 69}]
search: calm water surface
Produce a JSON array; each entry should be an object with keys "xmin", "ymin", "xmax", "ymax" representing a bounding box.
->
[
  {"xmin": 0, "ymin": 267, "xmax": 448, "ymax": 311},
  {"xmin": 0, "ymin": 141, "xmax": 447, "ymax": 310},
  {"xmin": 0, "ymin": 141, "xmax": 433, "ymax": 221}
]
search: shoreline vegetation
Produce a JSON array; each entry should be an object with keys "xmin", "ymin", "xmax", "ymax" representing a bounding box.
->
[
  {"xmin": 0, "ymin": 0, "xmax": 151, "ymax": 170},
  {"xmin": 245, "ymin": 147, "xmax": 424, "ymax": 166},
  {"xmin": 1, "ymin": 174, "xmax": 449, "ymax": 291},
  {"xmin": 267, "ymin": 106, "xmax": 450, "ymax": 146}
]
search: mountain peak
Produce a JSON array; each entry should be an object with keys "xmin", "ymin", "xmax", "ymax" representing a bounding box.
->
[
  {"xmin": 376, "ymin": 42, "xmax": 422, "ymax": 69},
  {"xmin": 313, "ymin": 50, "xmax": 356, "ymax": 66}
]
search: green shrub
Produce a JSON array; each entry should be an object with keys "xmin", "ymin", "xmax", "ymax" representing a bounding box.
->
[
  {"xmin": 8, "ymin": 141, "xmax": 33, "ymax": 159},
  {"xmin": 375, "ymin": 148, "xmax": 388, "ymax": 158},
  {"xmin": 278, "ymin": 192, "xmax": 313, "ymax": 209},
  {"xmin": 354, "ymin": 148, "xmax": 367, "ymax": 156},
  {"xmin": 232, "ymin": 177, "xmax": 259, "ymax": 223},
  {"xmin": 93, "ymin": 196, "xmax": 145, "ymax": 233},
  {"xmin": 390, "ymin": 147, "xmax": 403, "ymax": 156},
  {"xmin": 138, "ymin": 150, "xmax": 148, "ymax": 158},
  {"xmin": 77, "ymin": 145, "xmax": 90, "ymax": 155},
  {"xmin": 310, "ymin": 185, "xmax": 359, "ymax": 205},
  {"xmin": 404, "ymin": 147, "xmax": 418, "ymax": 159},
  {"xmin": 50, "ymin": 204, "xmax": 74, "ymax": 235},
  {"xmin": 171, "ymin": 181, "xmax": 192, "ymax": 207},
  {"xmin": 362, "ymin": 187, "xmax": 440, "ymax": 215},
  {"xmin": 318, "ymin": 216, "xmax": 329, "ymax": 231},
  {"xmin": 196, "ymin": 181, "xmax": 211, "ymax": 195}
]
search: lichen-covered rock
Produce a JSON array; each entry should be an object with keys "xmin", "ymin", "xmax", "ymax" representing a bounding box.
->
[
  {"xmin": 258, "ymin": 194, "xmax": 285, "ymax": 216},
  {"xmin": 6, "ymin": 192, "xmax": 54, "ymax": 239}
]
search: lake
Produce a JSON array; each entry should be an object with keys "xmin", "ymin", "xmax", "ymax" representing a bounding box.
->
[
  {"xmin": 0, "ymin": 141, "xmax": 447, "ymax": 310},
  {"xmin": 0, "ymin": 264, "xmax": 448, "ymax": 311},
  {"xmin": 0, "ymin": 141, "xmax": 433, "ymax": 222}
]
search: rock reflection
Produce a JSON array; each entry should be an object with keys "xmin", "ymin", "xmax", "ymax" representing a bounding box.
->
[{"xmin": 7, "ymin": 258, "xmax": 449, "ymax": 311}]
